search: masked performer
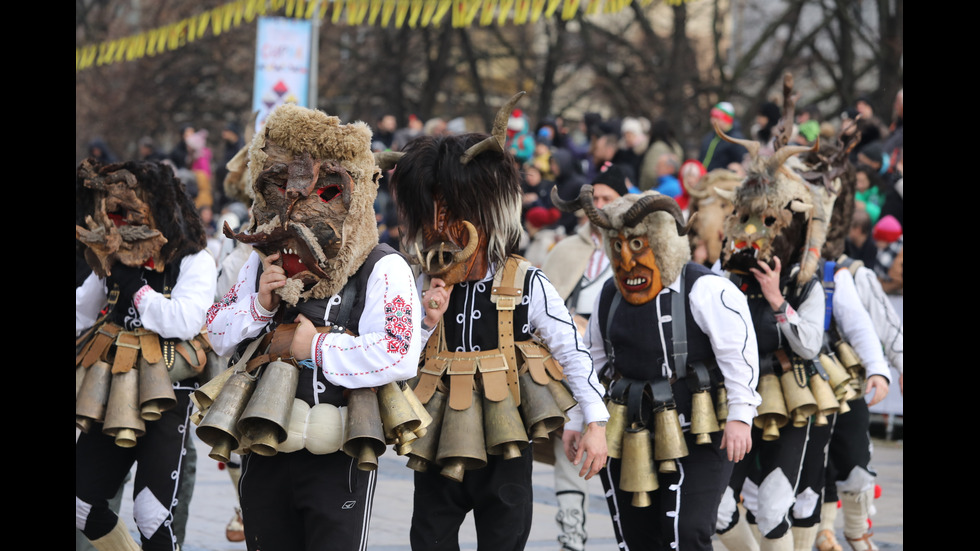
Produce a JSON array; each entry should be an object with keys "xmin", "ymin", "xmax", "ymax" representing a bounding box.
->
[
  {"xmin": 204, "ymin": 104, "xmax": 422, "ymax": 551},
  {"xmin": 550, "ymin": 184, "xmax": 759, "ymax": 551},
  {"xmin": 75, "ymin": 158, "xmax": 217, "ymax": 551},
  {"xmin": 388, "ymin": 92, "xmax": 608, "ymax": 551},
  {"xmin": 710, "ymin": 84, "xmax": 852, "ymax": 550},
  {"xmin": 796, "ymin": 138, "xmax": 893, "ymax": 551}
]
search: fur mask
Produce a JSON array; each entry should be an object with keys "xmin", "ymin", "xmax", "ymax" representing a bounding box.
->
[
  {"xmin": 75, "ymin": 158, "xmax": 206, "ymax": 277},
  {"xmin": 552, "ymin": 187, "xmax": 691, "ymax": 305},
  {"xmin": 224, "ymin": 104, "xmax": 381, "ymax": 306},
  {"xmin": 390, "ymin": 93, "xmax": 526, "ymax": 286}
]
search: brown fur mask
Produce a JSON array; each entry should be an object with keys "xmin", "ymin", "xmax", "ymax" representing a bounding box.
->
[
  {"xmin": 75, "ymin": 158, "xmax": 207, "ymax": 278},
  {"xmin": 225, "ymin": 104, "xmax": 381, "ymax": 305}
]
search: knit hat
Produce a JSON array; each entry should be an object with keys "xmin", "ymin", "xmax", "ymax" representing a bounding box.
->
[
  {"xmin": 710, "ymin": 102, "xmax": 735, "ymax": 126},
  {"xmin": 798, "ymin": 120, "xmax": 820, "ymax": 143},
  {"xmin": 508, "ymin": 109, "xmax": 525, "ymax": 132},
  {"xmin": 525, "ymin": 206, "xmax": 561, "ymax": 229},
  {"xmin": 591, "ymin": 162, "xmax": 629, "ymax": 198},
  {"xmin": 872, "ymin": 215, "xmax": 902, "ymax": 243}
]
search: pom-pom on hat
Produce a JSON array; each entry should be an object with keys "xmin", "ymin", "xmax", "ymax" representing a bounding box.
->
[
  {"xmin": 872, "ymin": 215, "xmax": 902, "ymax": 243},
  {"xmin": 525, "ymin": 206, "xmax": 561, "ymax": 229}
]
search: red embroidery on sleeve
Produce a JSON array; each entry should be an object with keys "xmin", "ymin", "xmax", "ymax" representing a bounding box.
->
[{"xmin": 384, "ymin": 295, "xmax": 413, "ymax": 356}]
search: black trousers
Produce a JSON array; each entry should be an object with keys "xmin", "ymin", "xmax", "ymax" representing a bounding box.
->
[
  {"xmin": 76, "ymin": 387, "xmax": 193, "ymax": 551},
  {"xmin": 239, "ymin": 449, "xmax": 376, "ymax": 551},
  {"xmin": 824, "ymin": 397, "xmax": 875, "ymax": 504},
  {"xmin": 410, "ymin": 445, "xmax": 534, "ymax": 551},
  {"xmin": 601, "ymin": 431, "xmax": 732, "ymax": 551},
  {"xmin": 792, "ymin": 419, "xmax": 832, "ymax": 528}
]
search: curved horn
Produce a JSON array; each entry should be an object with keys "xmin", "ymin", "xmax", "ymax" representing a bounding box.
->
[
  {"xmin": 552, "ymin": 185, "xmax": 614, "ymax": 230},
  {"xmin": 453, "ymin": 221, "xmax": 480, "ymax": 263},
  {"xmin": 713, "ymin": 119, "xmax": 760, "ymax": 160},
  {"xmin": 714, "ymin": 187, "xmax": 736, "ymax": 202},
  {"xmin": 769, "ymin": 139, "xmax": 819, "ymax": 175},
  {"xmin": 460, "ymin": 91, "xmax": 526, "ymax": 165},
  {"xmin": 375, "ymin": 150, "xmax": 405, "ymax": 172},
  {"xmin": 789, "ymin": 200, "xmax": 813, "ymax": 214},
  {"xmin": 622, "ymin": 193, "xmax": 688, "ymax": 236}
]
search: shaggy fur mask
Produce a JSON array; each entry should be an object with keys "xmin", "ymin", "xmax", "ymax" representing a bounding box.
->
[
  {"xmin": 75, "ymin": 158, "xmax": 207, "ymax": 278},
  {"xmin": 224, "ymin": 103, "xmax": 381, "ymax": 306}
]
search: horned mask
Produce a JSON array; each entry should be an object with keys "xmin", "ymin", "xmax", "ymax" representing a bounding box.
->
[
  {"xmin": 223, "ymin": 104, "xmax": 381, "ymax": 306},
  {"xmin": 553, "ymin": 187, "xmax": 691, "ymax": 305},
  {"xmin": 390, "ymin": 93, "xmax": 526, "ymax": 286}
]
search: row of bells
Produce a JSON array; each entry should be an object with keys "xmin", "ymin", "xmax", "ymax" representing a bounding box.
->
[
  {"xmin": 754, "ymin": 343, "xmax": 863, "ymax": 442},
  {"xmin": 76, "ymin": 359, "xmax": 188, "ymax": 447},
  {"xmin": 190, "ymin": 361, "xmax": 432, "ymax": 471},
  {"xmin": 604, "ymin": 386, "xmax": 727, "ymax": 508},
  {"xmin": 404, "ymin": 371, "xmax": 577, "ymax": 482}
]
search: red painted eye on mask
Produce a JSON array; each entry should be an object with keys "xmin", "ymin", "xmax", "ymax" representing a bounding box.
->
[{"xmin": 317, "ymin": 184, "xmax": 341, "ymax": 203}]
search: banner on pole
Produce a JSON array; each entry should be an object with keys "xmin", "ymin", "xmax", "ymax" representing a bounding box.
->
[{"xmin": 253, "ymin": 16, "xmax": 312, "ymax": 130}]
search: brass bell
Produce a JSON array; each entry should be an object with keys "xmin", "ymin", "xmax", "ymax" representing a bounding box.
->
[
  {"xmin": 483, "ymin": 391, "xmax": 529, "ymax": 460},
  {"xmin": 809, "ymin": 373, "xmax": 840, "ymax": 427},
  {"xmin": 518, "ymin": 371, "xmax": 566, "ymax": 444},
  {"xmin": 754, "ymin": 373, "xmax": 789, "ymax": 441},
  {"xmin": 402, "ymin": 381, "xmax": 433, "ymax": 440},
  {"xmin": 139, "ymin": 359, "xmax": 177, "ymax": 422},
  {"xmin": 546, "ymin": 379, "xmax": 578, "ymax": 413},
  {"xmin": 436, "ymin": 388, "xmax": 487, "ymax": 482},
  {"xmin": 191, "ymin": 364, "xmax": 237, "ymax": 413},
  {"xmin": 237, "ymin": 361, "xmax": 300, "ymax": 457},
  {"xmin": 818, "ymin": 353, "xmax": 853, "ymax": 401},
  {"xmin": 780, "ymin": 370, "xmax": 818, "ymax": 428},
  {"xmin": 197, "ymin": 370, "xmax": 257, "ymax": 462},
  {"xmin": 377, "ymin": 381, "xmax": 423, "ymax": 456},
  {"xmin": 690, "ymin": 391, "xmax": 721, "ymax": 445},
  {"xmin": 714, "ymin": 384, "xmax": 729, "ymax": 428},
  {"xmin": 102, "ymin": 368, "xmax": 146, "ymax": 448},
  {"xmin": 406, "ymin": 389, "xmax": 448, "ymax": 473},
  {"xmin": 76, "ymin": 365, "xmax": 86, "ymax": 399},
  {"xmin": 76, "ymin": 360, "xmax": 113, "ymax": 433},
  {"xmin": 342, "ymin": 388, "xmax": 388, "ymax": 471},
  {"xmin": 605, "ymin": 399, "xmax": 628, "ymax": 459},
  {"xmin": 652, "ymin": 405, "xmax": 689, "ymax": 473},
  {"xmin": 835, "ymin": 342, "xmax": 863, "ymax": 372},
  {"xmin": 619, "ymin": 427, "xmax": 659, "ymax": 507}
]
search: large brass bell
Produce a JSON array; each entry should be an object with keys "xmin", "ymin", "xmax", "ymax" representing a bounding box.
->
[
  {"xmin": 818, "ymin": 353, "xmax": 854, "ymax": 403},
  {"xmin": 402, "ymin": 381, "xmax": 433, "ymax": 440},
  {"xmin": 76, "ymin": 360, "xmax": 113, "ymax": 433},
  {"xmin": 605, "ymin": 399, "xmax": 628, "ymax": 459},
  {"xmin": 780, "ymin": 370, "xmax": 818, "ymax": 428},
  {"xmin": 518, "ymin": 371, "xmax": 566, "ymax": 443},
  {"xmin": 754, "ymin": 373, "xmax": 789, "ymax": 441},
  {"xmin": 652, "ymin": 405, "xmax": 689, "ymax": 473},
  {"xmin": 483, "ymin": 391, "xmax": 529, "ymax": 460},
  {"xmin": 809, "ymin": 374, "xmax": 840, "ymax": 427},
  {"xmin": 690, "ymin": 391, "xmax": 721, "ymax": 445},
  {"xmin": 436, "ymin": 388, "xmax": 487, "ymax": 482},
  {"xmin": 197, "ymin": 370, "xmax": 257, "ymax": 462},
  {"xmin": 191, "ymin": 364, "xmax": 236, "ymax": 413},
  {"xmin": 406, "ymin": 389, "xmax": 448, "ymax": 473},
  {"xmin": 237, "ymin": 361, "xmax": 300, "ymax": 456},
  {"xmin": 378, "ymin": 381, "xmax": 423, "ymax": 455},
  {"xmin": 619, "ymin": 427, "xmax": 659, "ymax": 507},
  {"xmin": 102, "ymin": 368, "xmax": 146, "ymax": 448},
  {"xmin": 546, "ymin": 379, "xmax": 578, "ymax": 413},
  {"xmin": 342, "ymin": 388, "xmax": 388, "ymax": 471},
  {"xmin": 139, "ymin": 359, "xmax": 177, "ymax": 422}
]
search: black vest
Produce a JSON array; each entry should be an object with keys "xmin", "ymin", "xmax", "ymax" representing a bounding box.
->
[
  {"xmin": 105, "ymin": 261, "xmax": 182, "ymax": 331},
  {"xmin": 440, "ymin": 268, "xmax": 533, "ymax": 352}
]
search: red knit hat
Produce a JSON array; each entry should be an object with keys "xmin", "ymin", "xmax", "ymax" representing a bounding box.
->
[
  {"xmin": 525, "ymin": 206, "xmax": 561, "ymax": 229},
  {"xmin": 872, "ymin": 215, "xmax": 902, "ymax": 243}
]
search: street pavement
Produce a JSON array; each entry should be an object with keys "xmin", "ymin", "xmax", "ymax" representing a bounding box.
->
[{"xmin": 113, "ymin": 428, "xmax": 903, "ymax": 550}]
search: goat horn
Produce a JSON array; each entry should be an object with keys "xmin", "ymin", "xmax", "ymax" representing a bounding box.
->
[
  {"xmin": 713, "ymin": 119, "xmax": 759, "ymax": 160},
  {"xmin": 460, "ymin": 91, "xmax": 526, "ymax": 165},
  {"xmin": 769, "ymin": 139, "xmax": 819, "ymax": 175},
  {"xmin": 622, "ymin": 193, "xmax": 688, "ymax": 236},
  {"xmin": 788, "ymin": 200, "xmax": 813, "ymax": 214},
  {"xmin": 375, "ymin": 150, "xmax": 405, "ymax": 172},
  {"xmin": 453, "ymin": 221, "xmax": 480, "ymax": 263},
  {"xmin": 550, "ymin": 185, "xmax": 613, "ymax": 230}
]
